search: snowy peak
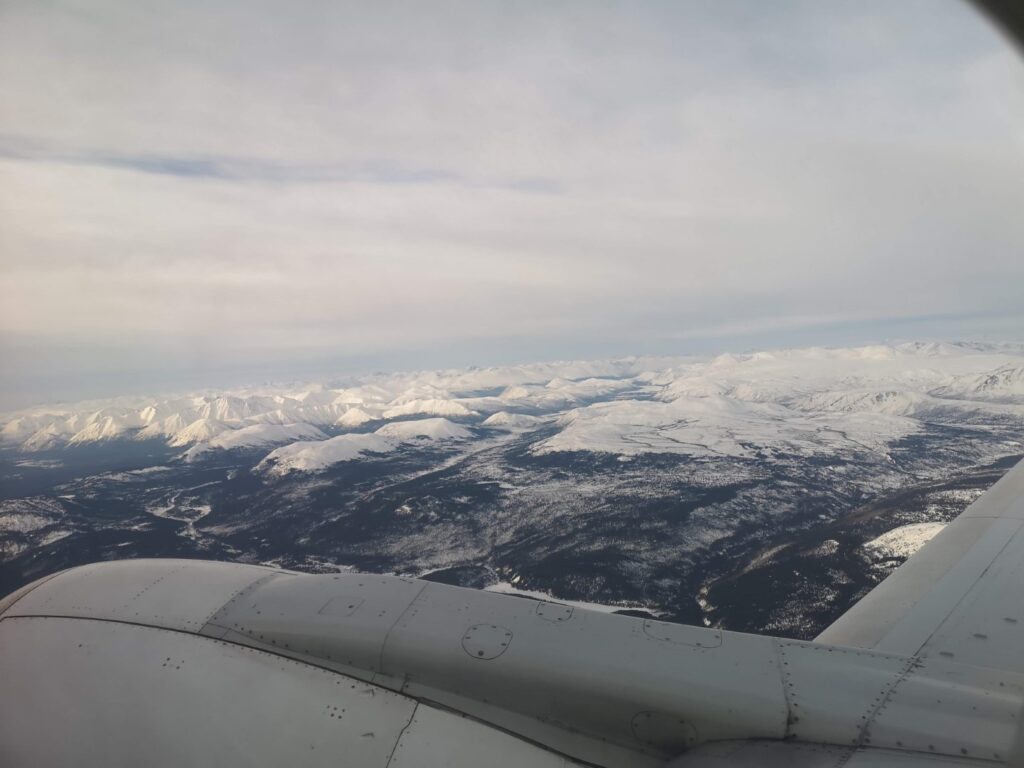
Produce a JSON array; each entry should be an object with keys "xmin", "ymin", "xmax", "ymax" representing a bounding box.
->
[
  {"xmin": 67, "ymin": 412, "xmax": 143, "ymax": 445},
  {"xmin": 168, "ymin": 418, "xmax": 230, "ymax": 447},
  {"xmin": 256, "ymin": 433, "xmax": 395, "ymax": 476},
  {"xmin": 932, "ymin": 365, "xmax": 1024, "ymax": 403},
  {"xmin": 483, "ymin": 412, "xmax": 544, "ymax": 429},
  {"xmin": 381, "ymin": 399, "xmax": 477, "ymax": 419},
  {"xmin": 335, "ymin": 407, "xmax": 379, "ymax": 428},
  {"xmin": 374, "ymin": 418, "xmax": 471, "ymax": 442}
]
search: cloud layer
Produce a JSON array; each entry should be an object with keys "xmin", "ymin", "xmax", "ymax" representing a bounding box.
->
[{"xmin": 1, "ymin": 0, "xmax": 1022, "ymax": 406}]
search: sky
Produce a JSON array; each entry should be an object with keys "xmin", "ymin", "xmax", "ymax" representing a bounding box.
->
[{"xmin": 1, "ymin": 0, "xmax": 1023, "ymax": 408}]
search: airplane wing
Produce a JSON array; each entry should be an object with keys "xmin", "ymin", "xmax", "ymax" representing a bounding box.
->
[
  {"xmin": 2, "ymin": 462, "xmax": 1024, "ymax": 767},
  {"xmin": 672, "ymin": 460, "xmax": 1024, "ymax": 768},
  {"xmin": 816, "ymin": 458, "xmax": 1024, "ymax": 672}
]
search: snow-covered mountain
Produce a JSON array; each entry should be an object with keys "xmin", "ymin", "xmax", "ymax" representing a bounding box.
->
[
  {"xmin": 931, "ymin": 365, "xmax": 1024, "ymax": 403},
  {"xmin": 3, "ymin": 343, "xmax": 1024, "ymax": 476},
  {"xmin": 184, "ymin": 423, "xmax": 328, "ymax": 462},
  {"xmin": 255, "ymin": 432, "xmax": 395, "ymax": 476},
  {"xmin": 374, "ymin": 418, "xmax": 471, "ymax": 442},
  {"xmin": 3, "ymin": 342, "xmax": 1024, "ymax": 639},
  {"xmin": 256, "ymin": 418, "xmax": 471, "ymax": 476}
]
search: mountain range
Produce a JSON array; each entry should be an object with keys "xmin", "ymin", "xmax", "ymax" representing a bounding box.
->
[{"xmin": 1, "ymin": 341, "xmax": 1022, "ymax": 637}]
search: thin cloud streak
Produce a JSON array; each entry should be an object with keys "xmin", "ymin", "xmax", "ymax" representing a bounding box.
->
[{"xmin": 0, "ymin": 134, "xmax": 566, "ymax": 191}]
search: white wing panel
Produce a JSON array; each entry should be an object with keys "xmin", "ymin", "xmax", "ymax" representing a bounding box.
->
[
  {"xmin": 388, "ymin": 704, "xmax": 572, "ymax": 768},
  {"xmin": 4, "ymin": 558, "xmax": 273, "ymax": 632},
  {"xmin": 881, "ymin": 522, "xmax": 1024, "ymax": 669},
  {"xmin": 0, "ymin": 615, "xmax": 581, "ymax": 768},
  {"xmin": 817, "ymin": 458, "xmax": 1024, "ymax": 674},
  {"xmin": 671, "ymin": 741, "xmax": 988, "ymax": 768},
  {"xmin": 0, "ymin": 615, "xmax": 417, "ymax": 767}
]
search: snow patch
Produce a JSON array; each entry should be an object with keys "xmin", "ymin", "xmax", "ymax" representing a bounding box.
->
[
  {"xmin": 484, "ymin": 582, "xmax": 661, "ymax": 615},
  {"xmin": 382, "ymin": 399, "xmax": 477, "ymax": 419},
  {"xmin": 863, "ymin": 522, "xmax": 947, "ymax": 560}
]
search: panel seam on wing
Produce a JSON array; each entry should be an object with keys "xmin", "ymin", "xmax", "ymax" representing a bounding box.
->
[
  {"xmin": 198, "ymin": 570, "xmax": 285, "ymax": 630},
  {"xmin": 771, "ymin": 637, "xmax": 797, "ymax": 739},
  {"xmin": 119, "ymin": 563, "xmax": 189, "ymax": 612},
  {"xmin": 375, "ymin": 582, "xmax": 430, "ymax": 678},
  {"xmin": 858, "ymin": 654, "xmax": 921, "ymax": 751},
  {"xmin": 383, "ymin": 701, "xmax": 420, "ymax": 767}
]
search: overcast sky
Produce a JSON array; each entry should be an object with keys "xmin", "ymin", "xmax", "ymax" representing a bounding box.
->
[{"xmin": 1, "ymin": 0, "xmax": 1022, "ymax": 408}]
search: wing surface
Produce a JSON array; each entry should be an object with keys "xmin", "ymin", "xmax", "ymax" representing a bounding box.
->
[
  {"xmin": 817, "ymin": 457, "xmax": 1024, "ymax": 674},
  {"xmin": 673, "ymin": 740, "xmax": 987, "ymax": 768}
]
